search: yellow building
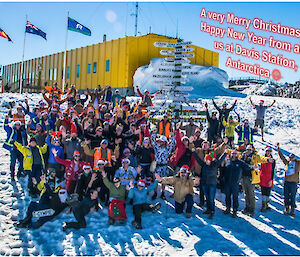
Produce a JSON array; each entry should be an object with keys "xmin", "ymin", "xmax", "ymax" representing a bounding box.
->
[{"xmin": 2, "ymin": 34, "xmax": 219, "ymax": 93}]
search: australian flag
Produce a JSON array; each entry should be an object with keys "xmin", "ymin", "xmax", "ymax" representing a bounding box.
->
[{"xmin": 26, "ymin": 21, "xmax": 47, "ymax": 40}]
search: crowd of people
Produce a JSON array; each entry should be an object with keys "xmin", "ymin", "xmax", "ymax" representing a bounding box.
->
[{"xmin": 3, "ymin": 82, "xmax": 299, "ymax": 231}]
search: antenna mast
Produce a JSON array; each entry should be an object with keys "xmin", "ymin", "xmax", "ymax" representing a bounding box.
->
[{"xmin": 134, "ymin": 2, "xmax": 138, "ymax": 36}]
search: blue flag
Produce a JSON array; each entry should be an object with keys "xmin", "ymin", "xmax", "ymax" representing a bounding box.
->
[
  {"xmin": 25, "ymin": 21, "xmax": 47, "ymax": 40},
  {"xmin": 68, "ymin": 17, "xmax": 91, "ymax": 36}
]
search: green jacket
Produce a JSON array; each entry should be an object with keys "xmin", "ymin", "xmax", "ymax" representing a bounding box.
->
[{"xmin": 103, "ymin": 177, "xmax": 127, "ymax": 201}]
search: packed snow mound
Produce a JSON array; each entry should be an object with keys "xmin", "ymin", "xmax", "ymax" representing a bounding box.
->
[
  {"xmin": 243, "ymin": 83, "xmax": 278, "ymax": 96},
  {"xmin": 133, "ymin": 58, "xmax": 246, "ymax": 99}
]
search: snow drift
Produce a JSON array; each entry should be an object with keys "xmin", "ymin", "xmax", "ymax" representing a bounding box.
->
[{"xmin": 133, "ymin": 58, "xmax": 246, "ymax": 99}]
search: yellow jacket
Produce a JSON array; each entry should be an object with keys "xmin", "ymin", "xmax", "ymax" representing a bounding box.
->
[
  {"xmin": 222, "ymin": 118, "xmax": 239, "ymax": 138},
  {"xmin": 37, "ymin": 180, "xmax": 61, "ymax": 197},
  {"xmin": 14, "ymin": 141, "xmax": 48, "ymax": 171},
  {"xmin": 250, "ymin": 152, "xmax": 269, "ymax": 169}
]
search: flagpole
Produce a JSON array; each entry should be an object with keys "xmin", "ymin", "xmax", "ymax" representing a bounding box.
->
[
  {"xmin": 20, "ymin": 14, "xmax": 27, "ymax": 94},
  {"xmin": 62, "ymin": 11, "xmax": 69, "ymax": 92}
]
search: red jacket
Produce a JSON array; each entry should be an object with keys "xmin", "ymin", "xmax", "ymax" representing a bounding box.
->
[
  {"xmin": 55, "ymin": 156, "xmax": 91, "ymax": 181},
  {"xmin": 169, "ymin": 130, "xmax": 196, "ymax": 169},
  {"xmin": 259, "ymin": 161, "xmax": 275, "ymax": 188}
]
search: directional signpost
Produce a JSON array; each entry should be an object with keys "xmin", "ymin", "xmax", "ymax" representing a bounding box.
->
[{"xmin": 150, "ymin": 39, "xmax": 201, "ymax": 117}]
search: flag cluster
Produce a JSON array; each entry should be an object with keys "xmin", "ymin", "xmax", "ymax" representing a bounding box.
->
[{"xmin": 0, "ymin": 16, "xmax": 91, "ymax": 43}]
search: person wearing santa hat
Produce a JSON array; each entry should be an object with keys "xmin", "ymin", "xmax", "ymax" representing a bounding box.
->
[
  {"xmin": 259, "ymin": 146, "xmax": 276, "ymax": 212},
  {"xmin": 156, "ymin": 165, "xmax": 200, "ymax": 218},
  {"xmin": 128, "ymin": 177, "xmax": 161, "ymax": 229},
  {"xmin": 52, "ymin": 149, "xmax": 91, "ymax": 194},
  {"xmin": 249, "ymin": 97, "xmax": 276, "ymax": 141},
  {"xmin": 114, "ymin": 158, "xmax": 140, "ymax": 186},
  {"xmin": 192, "ymin": 149, "xmax": 228, "ymax": 219}
]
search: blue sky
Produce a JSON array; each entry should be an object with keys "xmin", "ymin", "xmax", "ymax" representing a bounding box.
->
[{"xmin": 0, "ymin": 2, "xmax": 299, "ymax": 83}]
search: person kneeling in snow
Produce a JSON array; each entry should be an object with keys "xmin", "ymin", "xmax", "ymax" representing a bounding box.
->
[
  {"xmin": 63, "ymin": 189, "xmax": 99, "ymax": 231},
  {"xmin": 101, "ymin": 170, "xmax": 128, "ymax": 225},
  {"xmin": 156, "ymin": 165, "xmax": 200, "ymax": 218},
  {"xmin": 16, "ymin": 168, "xmax": 67, "ymax": 229},
  {"xmin": 128, "ymin": 177, "xmax": 161, "ymax": 229}
]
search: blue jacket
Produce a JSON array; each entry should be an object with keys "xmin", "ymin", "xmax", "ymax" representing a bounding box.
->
[
  {"xmin": 48, "ymin": 114, "xmax": 59, "ymax": 131},
  {"xmin": 32, "ymin": 117, "xmax": 47, "ymax": 131},
  {"xmin": 235, "ymin": 125, "xmax": 258, "ymax": 145},
  {"xmin": 3, "ymin": 119, "xmax": 27, "ymax": 151},
  {"xmin": 128, "ymin": 180, "xmax": 158, "ymax": 205},
  {"xmin": 46, "ymin": 136, "xmax": 64, "ymax": 164}
]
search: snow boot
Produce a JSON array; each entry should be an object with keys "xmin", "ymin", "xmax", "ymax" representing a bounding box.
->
[
  {"xmin": 208, "ymin": 212, "xmax": 214, "ymax": 219},
  {"xmin": 242, "ymin": 208, "xmax": 249, "ymax": 214},
  {"xmin": 16, "ymin": 215, "xmax": 31, "ymax": 228},
  {"xmin": 186, "ymin": 213, "xmax": 191, "ymax": 219},
  {"xmin": 151, "ymin": 191, "xmax": 157, "ymax": 201},
  {"xmin": 203, "ymin": 209, "xmax": 211, "ymax": 215},
  {"xmin": 62, "ymin": 222, "xmax": 68, "ymax": 232},
  {"xmin": 150, "ymin": 202, "xmax": 161, "ymax": 213},
  {"xmin": 160, "ymin": 192, "xmax": 166, "ymax": 200},
  {"xmin": 232, "ymin": 211, "xmax": 238, "ymax": 218},
  {"xmin": 119, "ymin": 218, "xmax": 126, "ymax": 225},
  {"xmin": 290, "ymin": 207, "xmax": 295, "ymax": 217},
  {"xmin": 248, "ymin": 211, "xmax": 254, "ymax": 217},
  {"xmin": 266, "ymin": 200, "xmax": 271, "ymax": 210},
  {"xmin": 223, "ymin": 208, "xmax": 230, "ymax": 215},
  {"xmin": 284, "ymin": 205, "xmax": 289, "ymax": 215},
  {"xmin": 131, "ymin": 221, "xmax": 142, "ymax": 229},
  {"xmin": 260, "ymin": 201, "xmax": 267, "ymax": 212}
]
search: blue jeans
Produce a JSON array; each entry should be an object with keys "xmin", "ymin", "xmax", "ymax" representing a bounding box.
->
[
  {"xmin": 10, "ymin": 148, "xmax": 23, "ymax": 177},
  {"xmin": 284, "ymin": 181, "xmax": 297, "ymax": 208},
  {"xmin": 225, "ymin": 184, "xmax": 239, "ymax": 211},
  {"xmin": 202, "ymin": 184, "xmax": 217, "ymax": 212},
  {"xmin": 175, "ymin": 194, "xmax": 194, "ymax": 214}
]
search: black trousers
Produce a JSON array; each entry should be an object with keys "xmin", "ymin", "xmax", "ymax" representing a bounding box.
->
[
  {"xmin": 66, "ymin": 208, "xmax": 87, "ymax": 229},
  {"xmin": 133, "ymin": 203, "xmax": 152, "ymax": 225}
]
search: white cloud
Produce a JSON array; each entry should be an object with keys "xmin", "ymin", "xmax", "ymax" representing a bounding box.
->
[{"xmin": 105, "ymin": 10, "xmax": 117, "ymax": 23}]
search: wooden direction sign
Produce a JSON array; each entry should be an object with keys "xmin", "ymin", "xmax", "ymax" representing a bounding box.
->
[
  {"xmin": 160, "ymin": 50, "xmax": 174, "ymax": 55},
  {"xmin": 161, "ymin": 85, "xmax": 193, "ymax": 91},
  {"xmin": 182, "ymin": 71, "xmax": 199, "ymax": 75},
  {"xmin": 174, "ymin": 53, "xmax": 194, "ymax": 58},
  {"xmin": 174, "ymin": 48, "xmax": 194, "ymax": 53},
  {"xmin": 154, "ymin": 42, "xmax": 176, "ymax": 48}
]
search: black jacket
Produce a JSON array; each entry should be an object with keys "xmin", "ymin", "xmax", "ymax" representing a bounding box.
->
[
  {"xmin": 224, "ymin": 159, "xmax": 253, "ymax": 184},
  {"xmin": 193, "ymin": 152, "xmax": 227, "ymax": 185}
]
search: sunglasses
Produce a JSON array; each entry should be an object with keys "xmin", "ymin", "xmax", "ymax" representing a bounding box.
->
[
  {"xmin": 98, "ymin": 163, "xmax": 105, "ymax": 166},
  {"xmin": 96, "ymin": 130, "xmax": 103, "ymax": 132},
  {"xmin": 84, "ymin": 167, "xmax": 91, "ymax": 170},
  {"xmin": 113, "ymin": 180, "xmax": 120, "ymax": 184},
  {"xmin": 74, "ymin": 155, "xmax": 80, "ymax": 157}
]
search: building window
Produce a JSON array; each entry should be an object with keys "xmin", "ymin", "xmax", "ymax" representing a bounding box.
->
[
  {"xmin": 76, "ymin": 65, "xmax": 80, "ymax": 78},
  {"xmin": 32, "ymin": 72, "xmax": 35, "ymax": 84},
  {"xmin": 87, "ymin": 63, "xmax": 91, "ymax": 74},
  {"xmin": 93, "ymin": 62, "xmax": 97, "ymax": 73},
  {"xmin": 105, "ymin": 60, "xmax": 110, "ymax": 72},
  {"xmin": 54, "ymin": 68, "xmax": 57, "ymax": 80},
  {"xmin": 49, "ymin": 69, "xmax": 53, "ymax": 80},
  {"xmin": 66, "ymin": 66, "xmax": 70, "ymax": 79}
]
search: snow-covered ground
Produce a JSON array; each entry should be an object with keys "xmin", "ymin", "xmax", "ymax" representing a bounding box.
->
[{"xmin": 0, "ymin": 93, "xmax": 299, "ymax": 256}]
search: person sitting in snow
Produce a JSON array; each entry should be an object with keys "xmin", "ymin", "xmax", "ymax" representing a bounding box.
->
[
  {"xmin": 62, "ymin": 189, "xmax": 99, "ymax": 231},
  {"xmin": 16, "ymin": 168, "xmax": 67, "ymax": 229},
  {"xmin": 156, "ymin": 165, "xmax": 200, "ymax": 218},
  {"xmin": 128, "ymin": 177, "xmax": 161, "ymax": 229},
  {"xmin": 101, "ymin": 170, "xmax": 128, "ymax": 225}
]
